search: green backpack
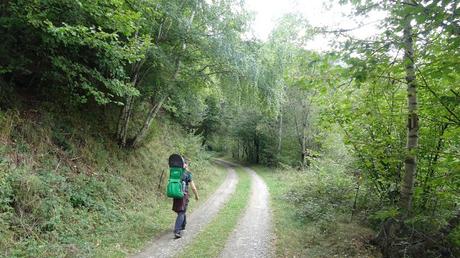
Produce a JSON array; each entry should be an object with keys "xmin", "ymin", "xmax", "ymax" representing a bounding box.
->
[
  {"xmin": 166, "ymin": 167, "xmax": 185, "ymax": 198},
  {"xmin": 166, "ymin": 154, "xmax": 186, "ymax": 198}
]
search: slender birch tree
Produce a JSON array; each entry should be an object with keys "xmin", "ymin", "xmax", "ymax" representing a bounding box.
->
[{"xmin": 399, "ymin": 7, "xmax": 419, "ymax": 219}]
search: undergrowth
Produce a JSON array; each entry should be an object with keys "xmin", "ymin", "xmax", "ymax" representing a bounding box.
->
[
  {"xmin": 0, "ymin": 107, "xmax": 223, "ymax": 257},
  {"xmin": 254, "ymin": 159, "xmax": 382, "ymax": 258}
]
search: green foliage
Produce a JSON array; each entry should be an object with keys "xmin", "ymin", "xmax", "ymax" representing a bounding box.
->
[
  {"xmin": 285, "ymin": 158, "xmax": 357, "ymax": 222},
  {"xmin": 1, "ymin": 0, "xmax": 144, "ymax": 105},
  {"xmin": 450, "ymin": 227, "xmax": 460, "ymax": 247}
]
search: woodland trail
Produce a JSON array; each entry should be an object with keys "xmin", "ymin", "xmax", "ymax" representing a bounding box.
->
[
  {"xmin": 219, "ymin": 165, "xmax": 273, "ymax": 258},
  {"xmin": 131, "ymin": 161, "xmax": 238, "ymax": 258}
]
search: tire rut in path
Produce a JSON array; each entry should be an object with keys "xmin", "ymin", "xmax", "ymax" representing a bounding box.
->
[
  {"xmin": 131, "ymin": 162, "xmax": 238, "ymax": 258},
  {"xmin": 219, "ymin": 166, "xmax": 272, "ymax": 258}
]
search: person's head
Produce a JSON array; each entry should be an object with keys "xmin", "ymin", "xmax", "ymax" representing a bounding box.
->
[{"xmin": 183, "ymin": 157, "xmax": 189, "ymax": 169}]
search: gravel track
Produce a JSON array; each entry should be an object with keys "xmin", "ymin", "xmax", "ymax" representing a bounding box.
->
[
  {"xmin": 131, "ymin": 162, "xmax": 238, "ymax": 258},
  {"xmin": 219, "ymin": 166, "xmax": 272, "ymax": 258}
]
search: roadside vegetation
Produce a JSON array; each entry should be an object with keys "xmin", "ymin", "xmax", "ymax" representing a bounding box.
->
[
  {"xmin": 0, "ymin": 107, "xmax": 226, "ymax": 257},
  {"xmin": 177, "ymin": 166, "xmax": 251, "ymax": 258},
  {"xmin": 255, "ymin": 162, "xmax": 381, "ymax": 258},
  {"xmin": 251, "ymin": 131, "xmax": 382, "ymax": 257}
]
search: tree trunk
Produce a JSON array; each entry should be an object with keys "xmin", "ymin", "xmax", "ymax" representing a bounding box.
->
[
  {"xmin": 301, "ymin": 117, "xmax": 307, "ymax": 168},
  {"xmin": 254, "ymin": 134, "xmax": 260, "ymax": 164},
  {"xmin": 237, "ymin": 140, "xmax": 240, "ymax": 159},
  {"xmin": 244, "ymin": 145, "xmax": 249, "ymax": 160},
  {"xmin": 116, "ymin": 96, "xmax": 129, "ymax": 141},
  {"xmin": 123, "ymin": 96, "xmax": 135, "ymax": 146},
  {"xmin": 374, "ymin": 9, "xmax": 419, "ymax": 257},
  {"xmin": 399, "ymin": 13, "xmax": 419, "ymax": 219},
  {"xmin": 131, "ymin": 96, "xmax": 167, "ymax": 148},
  {"xmin": 293, "ymin": 105, "xmax": 305, "ymax": 168},
  {"xmin": 117, "ymin": 93, "xmax": 135, "ymax": 147},
  {"xmin": 277, "ymin": 110, "xmax": 283, "ymax": 157}
]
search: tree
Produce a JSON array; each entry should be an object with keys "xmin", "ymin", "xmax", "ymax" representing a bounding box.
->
[
  {"xmin": 115, "ymin": 0, "xmax": 256, "ymax": 148},
  {"xmin": 331, "ymin": 0, "xmax": 459, "ymax": 256},
  {"xmin": 0, "ymin": 0, "xmax": 143, "ymax": 105},
  {"xmin": 399, "ymin": 6, "xmax": 418, "ymax": 219}
]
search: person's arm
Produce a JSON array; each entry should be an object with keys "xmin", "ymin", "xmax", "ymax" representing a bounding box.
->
[{"xmin": 190, "ymin": 181, "xmax": 199, "ymax": 201}]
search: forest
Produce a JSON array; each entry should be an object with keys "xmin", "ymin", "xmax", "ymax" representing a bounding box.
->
[{"xmin": 0, "ymin": 0, "xmax": 459, "ymax": 257}]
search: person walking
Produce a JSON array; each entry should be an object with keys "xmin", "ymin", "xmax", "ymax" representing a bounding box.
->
[{"xmin": 172, "ymin": 159, "xmax": 199, "ymax": 238}]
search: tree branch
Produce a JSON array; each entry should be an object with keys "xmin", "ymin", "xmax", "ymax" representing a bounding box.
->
[{"xmin": 415, "ymin": 67, "xmax": 460, "ymax": 125}]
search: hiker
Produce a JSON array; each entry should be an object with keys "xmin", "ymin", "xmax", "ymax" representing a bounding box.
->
[{"xmin": 172, "ymin": 159, "xmax": 199, "ymax": 238}]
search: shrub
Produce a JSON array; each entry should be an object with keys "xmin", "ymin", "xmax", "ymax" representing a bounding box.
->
[{"xmin": 285, "ymin": 158, "xmax": 356, "ymax": 224}]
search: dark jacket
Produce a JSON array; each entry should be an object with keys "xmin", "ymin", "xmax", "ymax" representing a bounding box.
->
[{"xmin": 172, "ymin": 171, "xmax": 192, "ymax": 212}]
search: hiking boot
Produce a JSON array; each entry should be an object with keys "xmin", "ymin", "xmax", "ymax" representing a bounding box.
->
[{"xmin": 174, "ymin": 232, "xmax": 182, "ymax": 239}]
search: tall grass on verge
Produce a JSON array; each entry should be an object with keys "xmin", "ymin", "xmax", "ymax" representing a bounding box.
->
[{"xmin": 254, "ymin": 158, "xmax": 381, "ymax": 258}]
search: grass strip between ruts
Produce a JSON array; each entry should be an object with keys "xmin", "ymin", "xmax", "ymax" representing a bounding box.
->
[{"xmin": 176, "ymin": 166, "xmax": 251, "ymax": 258}]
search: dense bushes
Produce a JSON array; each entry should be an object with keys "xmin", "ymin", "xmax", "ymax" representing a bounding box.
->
[{"xmin": 287, "ymin": 159, "xmax": 354, "ymax": 220}]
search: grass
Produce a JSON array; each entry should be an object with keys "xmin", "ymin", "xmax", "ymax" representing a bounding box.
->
[
  {"xmin": 253, "ymin": 165, "xmax": 381, "ymax": 258},
  {"xmin": 0, "ymin": 108, "xmax": 228, "ymax": 257},
  {"xmin": 177, "ymin": 166, "xmax": 251, "ymax": 258}
]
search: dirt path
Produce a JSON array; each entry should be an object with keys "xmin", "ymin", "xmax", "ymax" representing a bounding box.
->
[
  {"xmin": 131, "ymin": 162, "xmax": 238, "ymax": 258},
  {"xmin": 219, "ymin": 166, "xmax": 272, "ymax": 258}
]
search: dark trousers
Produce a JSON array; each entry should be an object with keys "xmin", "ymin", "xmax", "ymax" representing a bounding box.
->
[
  {"xmin": 172, "ymin": 194, "xmax": 189, "ymax": 234},
  {"xmin": 174, "ymin": 211, "xmax": 186, "ymax": 234}
]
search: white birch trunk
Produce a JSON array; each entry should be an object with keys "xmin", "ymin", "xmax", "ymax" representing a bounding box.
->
[
  {"xmin": 117, "ymin": 71, "xmax": 138, "ymax": 146},
  {"xmin": 131, "ymin": 96, "xmax": 167, "ymax": 148},
  {"xmin": 399, "ymin": 13, "xmax": 419, "ymax": 219},
  {"xmin": 277, "ymin": 110, "xmax": 283, "ymax": 156}
]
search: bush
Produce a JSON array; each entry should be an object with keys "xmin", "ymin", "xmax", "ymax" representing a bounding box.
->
[{"xmin": 285, "ymin": 158, "xmax": 356, "ymax": 224}]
